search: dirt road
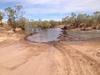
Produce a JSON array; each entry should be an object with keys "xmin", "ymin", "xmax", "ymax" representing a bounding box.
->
[{"xmin": 0, "ymin": 32, "xmax": 100, "ymax": 75}]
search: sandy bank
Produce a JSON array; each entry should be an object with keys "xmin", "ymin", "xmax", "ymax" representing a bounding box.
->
[{"xmin": 0, "ymin": 28, "xmax": 100, "ymax": 75}]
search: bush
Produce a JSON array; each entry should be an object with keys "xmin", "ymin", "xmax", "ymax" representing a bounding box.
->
[{"xmin": 39, "ymin": 21, "xmax": 51, "ymax": 29}]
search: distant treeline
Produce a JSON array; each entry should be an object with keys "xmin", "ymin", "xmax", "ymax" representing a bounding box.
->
[
  {"xmin": 0, "ymin": 5, "xmax": 100, "ymax": 32},
  {"xmin": 62, "ymin": 12, "xmax": 100, "ymax": 30}
]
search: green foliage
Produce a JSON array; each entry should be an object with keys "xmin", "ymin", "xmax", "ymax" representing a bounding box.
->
[
  {"xmin": 16, "ymin": 17, "xmax": 27, "ymax": 30},
  {"xmin": 5, "ymin": 5, "xmax": 23, "ymax": 32},
  {"xmin": 5, "ymin": 7, "xmax": 16, "ymax": 19},
  {"xmin": 5, "ymin": 7, "xmax": 16, "ymax": 31},
  {"xmin": 39, "ymin": 21, "xmax": 51, "ymax": 29},
  {"xmin": 1, "ymin": 4, "xmax": 100, "ymax": 31},
  {"xmin": 15, "ymin": 4, "xmax": 23, "ymax": 19},
  {"xmin": 27, "ymin": 20, "xmax": 59, "ymax": 29},
  {"xmin": 0, "ymin": 11, "xmax": 4, "ymax": 26},
  {"xmin": 62, "ymin": 11, "xmax": 100, "ymax": 30},
  {"xmin": 0, "ymin": 11, "xmax": 3, "ymax": 20}
]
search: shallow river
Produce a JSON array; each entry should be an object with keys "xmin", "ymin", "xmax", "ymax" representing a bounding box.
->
[
  {"xmin": 26, "ymin": 28, "xmax": 100, "ymax": 43},
  {"xmin": 26, "ymin": 28, "xmax": 63, "ymax": 43}
]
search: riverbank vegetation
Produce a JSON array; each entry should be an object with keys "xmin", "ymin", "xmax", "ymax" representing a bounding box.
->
[
  {"xmin": 0, "ymin": 5, "xmax": 100, "ymax": 32},
  {"xmin": 62, "ymin": 12, "xmax": 100, "ymax": 30}
]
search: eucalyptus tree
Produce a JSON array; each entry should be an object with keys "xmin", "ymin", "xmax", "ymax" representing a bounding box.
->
[
  {"xmin": 39, "ymin": 20, "xmax": 51, "ymax": 29},
  {"xmin": 62, "ymin": 16, "xmax": 69, "ymax": 25},
  {"xmin": 69, "ymin": 13, "xmax": 77, "ymax": 27},
  {"xmin": 15, "ymin": 4, "xmax": 25, "ymax": 30},
  {"xmin": 76, "ymin": 13, "xmax": 87, "ymax": 24},
  {"xmin": 5, "ymin": 7, "xmax": 16, "ymax": 31},
  {"xmin": 62, "ymin": 13, "xmax": 77, "ymax": 26},
  {"xmin": 49, "ymin": 20, "xmax": 58, "ymax": 27},
  {"xmin": 0, "ymin": 11, "xmax": 4, "ymax": 26},
  {"xmin": 17, "ymin": 17, "xmax": 26, "ymax": 30},
  {"xmin": 15, "ymin": 4, "xmax": 23, "ymax": 19},
  {"xmin": 92, "ymin": 11, "xmax": 100, "ymax": 29},
  {"xmin": 94, "ymin": 11, "xmax": 100, "ymax": 24},
  {"xmin": 5, "ymin": 5, "xmax": 23, "ymax": 32}
]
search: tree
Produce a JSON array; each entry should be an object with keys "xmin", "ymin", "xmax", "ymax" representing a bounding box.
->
[
  {"xmin": 5, "ymin": 5, "xmax": 23, "ymax": 32},
  {"xmin": 15, "ymin": 4, "xmax": 23, "ymax": 19},
  {"xmin": 62, "ymin": 13, "xmax": 76, "ymax": 26},
  {"xmin": 39, "ymin": 20, "xmax": 51, "ymax": 29},
  {"xmin": 0, "ymin": 11, "xmax": 4, "ymax": 26},
  {"xmin": 94, "ymin": 11, "xmax": 100, "ymax": 24},
  {"xmin": 49, "ymin": 20, "xmax": 57, "ymax": 27},
  {"xmin": 17, "ymin": 17, "xmax": 26, "ymax": 30},
  {"xmin": 5, "ymin": 7, "xmax": 16, "ymax": 31}
]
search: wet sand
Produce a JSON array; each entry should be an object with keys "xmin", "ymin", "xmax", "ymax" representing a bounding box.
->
[{"xmin": 0, "ymin": 30, "xmax": 100, "ymax": 75}]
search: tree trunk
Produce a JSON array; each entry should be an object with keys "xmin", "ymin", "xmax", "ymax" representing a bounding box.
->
[{"xmin": 0, "ymin": 20, "xmax": 3, "ymax": 26}]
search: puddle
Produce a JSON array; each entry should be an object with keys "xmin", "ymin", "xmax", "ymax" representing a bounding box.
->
[
  {"xmin": 26, "ymin": 28, "xmax": 100, "ymax": 43},
  {"xmin": 26, "ymin": 28, "xmax": 63, "ymax": 43}
]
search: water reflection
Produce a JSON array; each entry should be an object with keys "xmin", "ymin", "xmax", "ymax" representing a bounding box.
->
[{"xmin": 26, "ymin": 28, "xmax": 63, "ymax": 43}]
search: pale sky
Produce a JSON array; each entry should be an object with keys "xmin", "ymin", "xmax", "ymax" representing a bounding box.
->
[{"xmin": 0, "ymin": 0, "xmax": 100, "ymax": 20}]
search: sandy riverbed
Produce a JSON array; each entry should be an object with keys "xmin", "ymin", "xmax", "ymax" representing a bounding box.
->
[{"xmin": 0, "ymin": 29, "xmax": 100, "ymax": 75}]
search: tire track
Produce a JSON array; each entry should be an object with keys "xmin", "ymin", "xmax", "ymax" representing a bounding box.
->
[{"xmin": 52, "ymin": 41, "xmax": 100, "ymax": 75}]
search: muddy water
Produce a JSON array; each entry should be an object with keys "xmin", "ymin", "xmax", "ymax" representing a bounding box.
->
[
  {"xmin": 26, "ymin": 28, "xmax": 63, "ymax": 43},
  {"xmin": 26, "ymin": 28, "xmax": 100, "ymax": 43}
]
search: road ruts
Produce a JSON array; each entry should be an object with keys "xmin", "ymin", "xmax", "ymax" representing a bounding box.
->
[
  {"xmin": 52, "ymin": 41, "xmax": 100, "ymax": 75},
  {"xmin": 0, "ymin": 39, "xmax": 100, "ymax": 75}
]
